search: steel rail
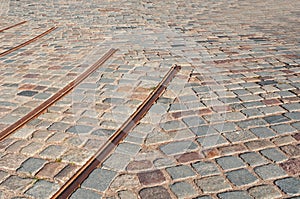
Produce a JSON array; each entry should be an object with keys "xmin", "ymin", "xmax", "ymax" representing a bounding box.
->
[
  {"xmin": 51, "ymin": 64, "xmax": 181, "ymax": 199},
  {"xmin": 0, "ymin": 48, "xmax": 118, "ymax": 141},
  {"xmin": 0, "ymin": 21, "xmax": 27, "ymax": 33},
  {"xmin": 0, "ymin": 26, "xmax": 57, "ymax": 57}
]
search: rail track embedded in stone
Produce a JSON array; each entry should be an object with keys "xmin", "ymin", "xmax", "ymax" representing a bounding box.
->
[
  {"xmin": 0, "ymin": 48, "xmax": 118, "ymax": 141},
  {"xmin": 51, "ymin": 64, "xmax": 181, "ymax": 199},
  {"xmin": 0, "ymin": 26, "xmax": 57, "ymax": 57},
  {"xmin": 0, "ymin": 21, "xmax": 27, "ymax": 33}
]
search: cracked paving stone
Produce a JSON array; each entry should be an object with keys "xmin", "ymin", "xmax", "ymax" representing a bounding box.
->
[
  {"xmin": 160, "ymin": 140, "xmax": 198, "ymax": 155},
  {"xmin": 170, "ymin": 181, "xmax": 197, "ymax": 198},
  {"xmin": 138, "ymin": 170, "xmax": 166, "ymax": 186},
  {"xmin": 249, "ymin": 184, "xmax": 282, "ymax": 199},
  {"xmin": 82, "ymin": 168, "xmax": 116, "ymax": 192},
  {"xmin": 260, "ymin": 148, "xmax": 288, "ymax": 162},
  {"xmin": 70, "ymin": 188, "xmax": 102, "ymax": 199},
  {"xmin": 25, "ymin": 180, "xmax": 59, "ymax": 198},
  {"xmin": 275, "ymin": 177, "xmax": 300, "ymax": 196},
  {"xmin": 226, "ymin": 169, "xmax": 258, "ymax": 187},
  {"xmin": 192, "ymin": 161, "xmax": 220, "ymax": 176},
  {"xmin": 254, "ymin": 164, "xmax": 287, "ymax": 180},
  {"xmin": 17, "ymin": 158, "xmax": 47, "ymax": 175},
  {"xmin": 166, "ymin": 165, "xmax": 196, "ymax": 180},
  {"xmin": 2, "ymin": 176, "xmax": 33, "ymax": 192},
  {"xmin": 216, "ymin": 156, "xmax": 246, "ymax": 170},
  {"xmin": 217, "ymin": 191, "xmax": 253, "ymax": 199},
  {"xmin": 195, "ymin": 175, "xmax": 231, "ymax": 193},
  {"xmin": 139, "ymin": 186, "xmax": 171, "ymax": 199}
]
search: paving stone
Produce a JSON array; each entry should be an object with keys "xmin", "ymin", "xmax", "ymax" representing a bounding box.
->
[
  {"xmin": 118, "ymin": 190, "xmax": 137, "ymax": 199},
  {"xmin": 170, "ymin": 181, "xmax": 197, "ymax": 198},
  {"xmin": 192, "ymin": 161, "xmax": 220, "ymax": 176},
  {"xmin": 240, "ymin": 152, "xmax": 269, "ymax": 166},
  {"xmin": 20, "ymin": 142, "xmax": 44, "ymax": 155},
  {"xmin": 275, "ymin": 177, "xmax": 300, "ymax": 196},
  {"xmin": 160, "ymin": 120, "xmax": 186, "ymax": 131},
  {"xmin": 197, "ymin": 135, "xmax": 228, "ymax": 148},
  {"xmin": 280, "ymin": 158, "xmax": 300, "ymax": 175},
  {"xmin": 47, "ymin": 122, "xmax": 70, "ymax": 131},
  {"xmin": 174, "ymin": 151, "xmax": 204, "ymax": 163},
  {"xmin": 194, "ymin": 196, "xmax": 213, "ymax": 199},
  {"xmin": 160, "ymin": 141, "xmax": 198, "ymax": 155},
  {"xmin": 71, "ymin": 188, "xmax": 101, "ymax": 199},
  {"xmin": 212, "ymin": 122, "xmax": 237, "ymax": 133},
  {"xmin": 36, "ymin": 162, "xmax": 67, "ymax": 179},
  {"xmin": 82, "ymin": 169, "xmax": 116, "ymax": 192},
  {"xmin": 248, "ymin": 184, "xmax": 282, "ymax": 199},
  {"xmin": 190, "ymin": 125, "xmax": 219, "ymax": 136},
  {"xmin": 103, "ymin": 153, "xmax": 131, "ymax": 171},
  {"xmin": 54, "ymin": 164, "xmax": 78, "ymax": 184},
  {"xmin": 66, "ymin": 125, "xmax": 93, "ymax": 134},
  {"xmin": 280, "ymin": 145, "xmax": 300, "ymax": 157},
  {"xmin": 137, "ymin": 170, "xmax": 166, "ymax": 185},
  {"xmin": 263, "ymin": 115, "xmax": 290, "ymax": 124},
  {"xmin": 166, "ymin": 165, "xmax": 196, "ymax": 180},
  {"xmin": 139, "ymin": 186, "xmax": 171, "ymax": 199},
  {"xmin": 0, "ymin": 153, "xmax": 27, "ymax": 170},
  {"xmin": 1, "ymin": 175, "xmax": 33, "ymax": 193},
  {"xmin": 25, "ymin": 180, "xmax": 59, "ymax": 198},
  {"xmin": 282, "ymin": 103, "xmax": 300, "ymax": 111},
  {"xmin": 245, "ymin": 140, "xmax": 274, "ymax": 150},
  {"xmin": 126, "ymin": 160, "xmax": 152, "ymax": 171},
  {"xmin": 285, "ymin": 112, "xmax": 300, "ymax": 120},
  {"xmin": 195, "ymin": 176, "xmax": 231, "ymax": 193},
  {"xmin": 39, "ymin": 145, "xmax": 66, "ymax": 159},
  {"xmin": 250, "ymin": 127, "xmax": 276, "ymax": 138},
  {"xmin": 254, "ymin": 164, "xmax": 287, "ymax": 180},
  {"xmin": 217, "ymin": 191, "xmax": 253, "ymax": 199},
  {"xmin": 272, "ymin": 135, "xmax": 296, "ymax": 145},
  {"xmin": 236, "ymin": 118, "xmax": 267, "ymax": 129},
  {"xmin": 182, "ymin": 116, "xmax": 206, "ymax": 127},
  {"xmin": 153, "ymin": 158, "xmax": 176, "ymax": 168},
  {"xmin": 216, "ymin": 156, "xmax": 246, "ymax": 170},
  {"xmin": 218, "ymin": 144, "xmax": 247, "ymax": 155},
  {"xmin": 110, "ymin": 174, "xmax": 140, "ymax": 191},
  {"xmin": 271, "ymin": 124, "xmax": 297, "ymax": 134},
  {"xmin": 115, "ymin": 142, "xmax": 141, "ymax": 155},
  {"xmin": 223, "ymin": 130, "xmax": 256, "ymax": 143},
  {"xmin": 260, "ymin": 148, "xmax": 288, "ymax": 162},
  {"xmin": 241, "ymin": 108, "xmax": 264, "ymax": 118},
  {"xmin": 17, "ymin": 90, "xmax": 38, "ymax": 97},
  {"xmin": 226, "ymin": 169, "xmax": 258, "ymax": 186},
  {"xmin": 17, "ymin": 158, "xmax": 46, "ymax": 175}
]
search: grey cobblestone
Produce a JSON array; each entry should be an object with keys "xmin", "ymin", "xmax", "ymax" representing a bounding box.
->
[
  {"xmin": 25, "ymin": 180, "xmax": 59, "ymax": 199},
  {"xmin": 166, "ymin": 165, "xmax": 196, "ymax": 180},
  {"xmin": 82, "ymin": 169, "xmax": 116, "ymax": 192},
  {"xmin": 170, "ymin": 181, "xmax": 197, "ymax": 198},
  {"xmin": 217, "ymin": 191, "xmax": 253, "ymax": 199},
  {"xmin": 240, "ymin": 152, "xmax": 269, "ymax": 166},
  {"xmin": 248, "ymin": 184, "xmax": 282, "ymax": 199},
  {"xmin": 254, "ymin": 164, "xmax": 287, "ymax": 180},
  {"xmin": 226, "ymin": 169, "xmax": 258, "ymax": 186},
  {"xmin": 275, "ymin": 177, "xmax": 300, "ymax": 196},
  {"xmin": 195, "ymin": 176, "xmax": 231, "ymax": 193},
  {"xmin": 192, "ymin": 161, "xmax": 221, "ymax": 177},
  {"xmin": 260, "ymin": 148, "xmax": 288, "ymax": 163},
  {"xmin": 17, "ymin": 158, "xmax": 46, "ymax": 175},
  {"xmin": 70, "ymin": 188, "xmax": 102, "ymax": 199},
  {"xmin": 216, "ymin": 156, "xmax": 246, "ymax": 170}
]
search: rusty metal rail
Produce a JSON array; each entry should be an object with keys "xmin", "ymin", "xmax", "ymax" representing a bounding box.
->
[
  {"xmin": 51, "ymin": 64, "xmax": 181, "ymax": 199},
  {"xmin": 0, "ymin": 26, "xmax": 57, "ymax": 57},
  {"xmin": 0, "ymin": 21, "xmax": 27, "ymax": 33},
  {"xmin": 0, "ymin": 48, "xmax": 118, "ymax": 141}
]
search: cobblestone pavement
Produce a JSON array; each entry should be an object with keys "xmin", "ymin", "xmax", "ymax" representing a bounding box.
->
[{"xmin": 0, "ymin": 0, "xmax": 299, "ymax": 198}]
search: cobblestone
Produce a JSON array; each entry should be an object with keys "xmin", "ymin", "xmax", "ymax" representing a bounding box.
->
[
  {"xmin": 192, "ymin": 161, "xmax": 220, "ymax": 177},
  {"xmin": 70, "ymin": 188, "xmax": 102, "ymax": 199},
  {"xmin": 254, "ymin": 164, "xmax": 287, "ymax": 180},
  {"xmin": 248, "ymin": 184, "xmax": 282, "ymax": 199},
  {"xmin": 170, "ymin": 181, "xmax": 197, "ymax": 198},
  {"xmin": 81, "ymin": 169, "xmax": 116, "ymax": 192},
  {"xmin": 166, "ymin": 165, "xmax": 196, "ymax": 180},
  {"xmin": 275, "ymin": 177, "xmax": 300, "ymax": 196},
  {"xmin": 139, "ymin": 186, "xmax": 171, "ymax": 199},
  {"xmin": 226, "ymin": 169, "xmax": 258, "ymax": 187},
  {"xmin": 25, "ymin": 180, "xmax": 59, "ymax": 199},
  {"xmin": 217, "ymin": 191, "xmax": 252, "ymax": 199},
  {"xmin": 195, "ymin": 176, "xmax": 231, "ymax": 194}
]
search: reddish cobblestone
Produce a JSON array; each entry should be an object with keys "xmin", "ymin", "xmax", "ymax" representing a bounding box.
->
[
  {"xmin": 137, "ymin": 170, "xmax": 166, "ymax": 186},
  {"xmin": 280, "ymin": 158, "xmax": 300, "ymax": 175},
  {"xmin": 174, "ymin": 151, "xmax": 204, "ymax": 163}
]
